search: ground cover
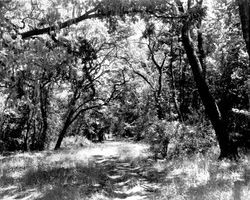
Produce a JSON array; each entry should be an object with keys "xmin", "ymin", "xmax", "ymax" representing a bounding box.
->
[{"xmin": 1, "ymin": 140, "xmax": 250, "ymax": 200}]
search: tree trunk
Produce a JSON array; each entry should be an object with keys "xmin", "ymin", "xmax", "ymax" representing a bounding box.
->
[
  {"xmin": 155, "ymin": 70, "xmax": 164, "ymax": 120},
  {"xmin": 197, "ymin": 27, "xmax": 206, "ymax": 77},
  {"xmin": 181, "ymin": 23, "xmax": 238, "ymax": 159},
  {"xmin": 155, "ymin": 100, "xmax": 164, "ymax": 120},
  {"xmin": 23, "ymin": 120, "xmax": 30, "ymax": 151},
  {"xmin": 54, "ymin": 104, "xmax": 76, "ymax": 150},
  {"xmin": 38, "ymin": 86, "xmax": 49, "ymax": 151},
  {"xmin": 155, "ymin": 54, "xmax": 164, "ymax": 120},
  {"xmin": 54, "ymin": 113, "xmax": 72, "ymax": 150},
  {"xmin": 179, "ymin": 63, "xmax": 191, "ymax": 119}
]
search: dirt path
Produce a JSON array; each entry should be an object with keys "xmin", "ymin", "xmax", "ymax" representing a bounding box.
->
[
  {"xmin": 86, "ymin": 142, "xmax": 161, "ymax": 200},
  {"xmin": 0, "ymin": 141, "xmax": 163, "ymax": 200},
  {"xmin": 75, "ymin": 141, "xmax": 161, "ymax": 200}
]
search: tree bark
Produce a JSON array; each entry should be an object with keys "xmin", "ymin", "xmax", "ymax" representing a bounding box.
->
[
  {"xmin": 197, "ymin": 26, "xmax": 206, "ymax": 77},
  {"xmin": 54, "ymin": 105, "xmax": 75, "ymax": 150},
  {"xmin": 38, "ymin": 86, "xmax": 49, "ymax": 151},
  {"xmin": 54, "ymin": 115, "xmax": 72, "ymax": 150},
  {"xmin": 156, "ymin": 64, "xmax": 164, "ymax": 120},
  {"xmin": 155, "ymin": 65, "xmax": 164, "ymax": 120},
  {"xmin": 155, "ymin": 99, "xmax": 164, "ymax": 120},
  {"xmin": 54, "ymin": 125, "xmax": 69, "ymax": 150}
]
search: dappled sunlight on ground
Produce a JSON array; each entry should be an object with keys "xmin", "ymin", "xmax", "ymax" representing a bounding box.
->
[
  {"xmin": 152, "ymin": 154, "xmax": 250, "ymax": 200},
  {"xmin": 0, "ymin": 141, "xmax": 154, "ymax": 200},
  {"xmin": 1, "ymin": 141, "xmax": 250, "ymax": 200},
  {"xmin": 0, "ymin": 186, "xmax": 42, "ymax": 200},
  {"xmin": 40, "ymin": 141, "xmax": 149, "ymax": 167}
]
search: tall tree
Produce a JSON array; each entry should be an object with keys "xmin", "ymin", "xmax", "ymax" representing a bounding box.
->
[
  {"xmin": 136, "ymin": 22, "xmax": 184, "ymax": 120},
  {"xmin": 175, "ymin": 0, "xmax": 238, "ymax": 159},
  {"xmin": 53, "ymin": 33, "xmax": 122, "ymax": 150}
]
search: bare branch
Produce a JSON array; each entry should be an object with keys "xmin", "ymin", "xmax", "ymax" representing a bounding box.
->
[
  {"xmin": 148, "ymin": 42, "xmax": 162, "ymax": 71},
  {"xmin": 133, "ymin": 70, "xmax": 154, "ymax": 90}
]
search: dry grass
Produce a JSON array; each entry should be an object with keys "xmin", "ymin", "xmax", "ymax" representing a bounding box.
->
[
  {"xmin": 151, "ymin": 153, "xmax": 250, "ymax": 200},
  {"xmin": 1, "ymin": 139, "xmax": 250, "ymax": 200}
]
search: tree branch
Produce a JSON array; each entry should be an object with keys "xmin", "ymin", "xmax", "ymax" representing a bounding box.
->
[
  {"xmin": 133, "ymin": 70, "xmax": 154, "ymax": 90},
  {"xmin": 21, "ymin": 6, "xmax": 100, "ymax": 39}
]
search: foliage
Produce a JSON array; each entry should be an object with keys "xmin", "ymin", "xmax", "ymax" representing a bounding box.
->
[
  {"xmin": 207, "ymin": 0, "xmax": 249, "ymax": 111},
  {"xmin": 145, "ymin": 119, "xmax": 217, "ymax": 159},
  {"xmin": 171, "ymin": 122, "xmax": 217, "ymax": 157},
  {"xmin": 145, "ymin": 120, "xmax": 174, "ymax": 159}
]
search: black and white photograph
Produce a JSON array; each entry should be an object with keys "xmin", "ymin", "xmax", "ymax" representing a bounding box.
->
[{"xmin": 0, "ymin": 0, "xmax": 249, "ymax": 199}]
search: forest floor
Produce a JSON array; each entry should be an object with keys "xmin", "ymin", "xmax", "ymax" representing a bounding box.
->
[{"xmin": 1, "ymin": 139, "xmax": 250, "ymax": 200}]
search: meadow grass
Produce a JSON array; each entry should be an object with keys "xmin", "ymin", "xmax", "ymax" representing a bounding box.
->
[{"xmin": 0, "ymin": 139, "xmax": 250, "ymax": 200}]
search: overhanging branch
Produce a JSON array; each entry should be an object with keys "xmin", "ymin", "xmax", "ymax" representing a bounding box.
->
[
  {"xmin": 21, "ymin": 7, "xmax": 100, "ymax": 39},
  {"xmin": 20, "ymin": 2, "xmax": 183, "ymax": 40}
]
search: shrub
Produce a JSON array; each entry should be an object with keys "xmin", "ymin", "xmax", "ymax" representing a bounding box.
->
[
  {"xmin": 0, "ymin": 108, "xmax": 25, "ymax": 152},
  {"xmin": 145, "ymin": 120, "xmax": 179, "ymax": 159},
  {"xmin": 145, "ymin": 119, "xmax": 217, "ymax": 159},
  {"xmin": 169, "ymin": 122, "xmax": 217, "ymax": 158}
]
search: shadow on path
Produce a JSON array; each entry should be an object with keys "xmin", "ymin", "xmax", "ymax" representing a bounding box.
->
[
  {"xmin": 0, "ymin": 141, "xmax": 163, "ymax": 200},
  {"xmin": 89, "ymin": 154, "xmax": 163, "ymax": 199}
]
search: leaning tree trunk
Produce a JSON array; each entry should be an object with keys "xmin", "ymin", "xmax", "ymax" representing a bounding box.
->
[
  {"xmin": 54, "ymin": 110, "xmax": 73, "ymax": 150},
  {"xmin": 181, "ymin": 23, "xmax": 238, "ymax": 159},
  {"xmin": 54, "ymin": 122, "xmax": 70, "ymax": 150}
]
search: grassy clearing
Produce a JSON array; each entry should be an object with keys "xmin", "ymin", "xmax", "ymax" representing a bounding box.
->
[{"xmin": 1, "ymin": 140, "xmax": 250, "ymax": 200}]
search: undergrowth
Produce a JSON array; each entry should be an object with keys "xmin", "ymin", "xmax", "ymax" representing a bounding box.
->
[{"xmin": 145, "ymin": 120, "xmax": 217, "ymax": 159}]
